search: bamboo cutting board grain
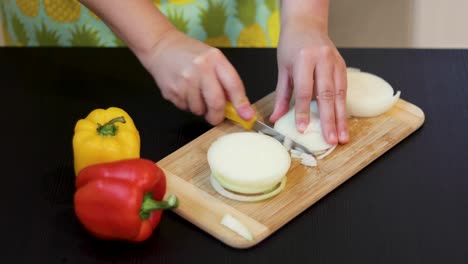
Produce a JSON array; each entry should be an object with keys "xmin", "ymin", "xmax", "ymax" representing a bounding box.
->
[{"xmin": 156, "ymin": 92, "xmax": 425, "ymax": 249}]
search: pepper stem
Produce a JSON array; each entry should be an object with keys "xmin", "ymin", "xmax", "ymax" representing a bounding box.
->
[
  {"xmin": 139, "ymin": 193, "xmax": 178, "ymax": 220},
  {"xmin": 96, "ymin": 116, "xmax": 126, "ymax": 136}
]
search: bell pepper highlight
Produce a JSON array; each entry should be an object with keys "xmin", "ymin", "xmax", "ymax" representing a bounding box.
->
[{"xmin": 74, "ymin": 158, "xmax": 178, "ymax": 242}]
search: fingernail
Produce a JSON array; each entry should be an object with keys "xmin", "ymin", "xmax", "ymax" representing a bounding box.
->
[
  {"xmin": 298, "ymin": 122, "xmax": 308, "ymax": 133},
  {"xmin": 340, "ymin": 131, "xmax": 348, "ymax": 142},
  {"xmin": 239, "ymin": 105, "xmax": 255, "ymax": 120},
  {"xmin": 329, "ymin": 132, "xmax": 337, "ymax": 143}
]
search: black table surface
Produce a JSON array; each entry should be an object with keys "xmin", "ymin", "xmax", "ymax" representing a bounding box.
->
[{"xmin": 1, "ymin": 47, "xmax": 467, "ymax": 264}]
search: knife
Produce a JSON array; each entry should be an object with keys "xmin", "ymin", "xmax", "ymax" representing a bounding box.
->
[{"xmin": 224, "ymin": 102, "xmax": 313, "ymax": 155}]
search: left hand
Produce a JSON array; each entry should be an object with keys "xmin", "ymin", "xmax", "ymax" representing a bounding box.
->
[{"xmin": 269, "ymin": 18, "xmax": 349, "ymax": 145}]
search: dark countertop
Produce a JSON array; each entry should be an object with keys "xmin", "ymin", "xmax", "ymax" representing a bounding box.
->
[{"xmin": 1, "ymin": 48, "xmax": 467, "ymax": 264}]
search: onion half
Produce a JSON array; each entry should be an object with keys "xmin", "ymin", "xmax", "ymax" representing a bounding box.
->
[
  {"xmin": 207, "ymin": 132, "xmax": 291, "ymax": 201},
  {"xmin": 346, "ymin": 71, "xmax": 401, "ymax": 117},
  {"xmin": 210, "ymin": 175, "xmax": 286, "ymax": 202}
]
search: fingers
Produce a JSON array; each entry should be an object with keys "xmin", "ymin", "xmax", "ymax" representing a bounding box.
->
[
  {"xmin": 293, "ymin": 51, "xmax": 315, "ymax": 133},
  {"xmin": 214, "ymin": 49, "xmax": 254, "ymax": 121},
  {"xmin": 334, "ymin": 60, "xmax": 349, "ymax": 144},
  {"xmin": 270, "ymin": 67, "xmax": 292, "ymax": 123},
  {"xmin": 315, "ymin": 60, "xmax": 338, "ymax": 145},
  {"xmin": 193, "ymin": 51, "xmax": 226, "ymax": 125},
  {"xmin": 185, "ymin": 76, "xmax": 206, "ymax": 117}
]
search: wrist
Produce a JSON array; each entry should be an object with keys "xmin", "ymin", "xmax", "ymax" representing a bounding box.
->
[
  {"xmin": 130, "ymin": 23, "xmax": 176, "ymax": 64},
  {"xmin": 132, "ymin": 25, "xmax": 179, "ymax": 74},
  {"xmin": 280, "ymin": 0, "xmax": 329, "ymax": 34},
  {"xmin": 282, "ymin": 14, "xmax": 328, "ymax": 34}
]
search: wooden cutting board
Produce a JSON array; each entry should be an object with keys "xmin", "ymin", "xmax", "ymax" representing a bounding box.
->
[{"xmin": 156, "ymin": 92, "xmax": 425, "ymax": 249}]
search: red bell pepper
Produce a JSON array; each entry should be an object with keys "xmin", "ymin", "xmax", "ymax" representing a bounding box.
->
[{"xmin": 74, "ymin": 158, "xmax": 178, "ymax": 242}]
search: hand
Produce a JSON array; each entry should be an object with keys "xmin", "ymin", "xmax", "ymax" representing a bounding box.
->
[
  {"xmin": 269, "ymin": 19, "xmax": 349, "ymax": 145},
  {"xmin": 137, "ymin": 29, "xmax": 255, "ymax": 125}
]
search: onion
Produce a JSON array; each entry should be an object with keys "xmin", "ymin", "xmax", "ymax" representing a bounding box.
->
[
  {"xmin": 346, "ymin": 67, "xmax": 361, "ymax": 72},
  {"xmin": 346, "ymin": 71, "xmax": 401, "ymax": 117},
  {"xmin": 300, "ymin": 153, "xmax": 317, "ymax": 167},
  {"xmin": 221, "ymin": 214, "xmax": 254, "ymax": 241},
  {"xmin": 282, "ymin": 136, "xmax": 293, "ymax": 151},
  {"xmin": 207, "ymin": 132, "xmax": 291, "ymax": 197},
  {"xmin": 210, "ymin": 175, "xmax": 287, "ymax": 202},
  {"xmin": 316, "ymin": 144, "xmax": 337, "ymax": 160},
  {"xmin": 273, "ymin": 107, "xmax": 332, "ymax": 154},
  {"xmin": 290, "ymin": 149, "xmax": 303, "ymax": 159}
]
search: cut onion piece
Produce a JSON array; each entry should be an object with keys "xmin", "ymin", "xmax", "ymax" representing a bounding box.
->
[
  {"xmin": 221, "ymin": 214, "xmax": 254, "ymax": 241},
  {"xmin": 210, "ymin": 175, "xmax": 286, "ymax": 202},
  {"xmin": 290, "ymin": 149, "xmax": 303, "ymax": 159},
  {"xmin": 283, "ymin": 136, "xmax": 293, "ymax": 151},
  {"xmin": 273, "ymin": 108, "xmax": 332, "ymax": 153},
  {"xmin": 300, "ymin": 153, "xmax": 317, "ymax": 167},
  {"xmin": 346, "ymin": 71, "xmax": 401, "ymax": 117},
  {"xmin": 316, "ymin": 144, "xmax": 337, "ymax": 160},
  {"xmin": 207, "ymin": 132, "xmax": 291, "ymax": 194}
]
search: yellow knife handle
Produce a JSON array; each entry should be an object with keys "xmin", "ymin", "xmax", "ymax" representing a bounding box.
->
[{"xmin": 224, "ymin": 102, "xmax": 257, "ymax": 130}]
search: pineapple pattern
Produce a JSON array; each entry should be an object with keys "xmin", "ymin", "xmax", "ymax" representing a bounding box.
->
[
  {"xmin": 0, "ymin": 0, "xmax": 280, "ymax": 47},
  {"xmin": 16, "ymin": 0, "xmax": 39, "ymax": 18},
  {"xmin": 236, "ymin": 0, "xmax": 267, "ymax": 47},
  {"xmin": 200, "ymin": 0, "xmax": 231, "ymax": 47},
  {"xmin": 265, "ymin": 0, "xmax": 280, "ymax": 47}
]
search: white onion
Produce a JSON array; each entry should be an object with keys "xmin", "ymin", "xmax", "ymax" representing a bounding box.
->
[
  {"xmin": 210, "ymin": 175, "xmax": 286, "ymax": 202},
  {"xmin": 207, "ymin": 132, "xmax": 291, "ymax": 194},
  {"xmin": 300, "ymin": 153, "xmax": 317, "ymax": 167},
  {"xmin": 282, "ymin": 136, "xmax": 293, "ymax": 151},
  {"xmin": 290, "ymin": 149, "xmax": 303, "ymax": 159},
  {"xmin": 316, "ymin": 144, "xmax": 337, "ymax": 160},
  {"xmin": 346, "ymin": 71, "xmax": 401, "ymax": 117},
  {"xmin": 273, "ymin": 109, "xmax": 332, "ymax": 153},
  {"xmin": 221, "ymin": 214, "xmax": 254, "ymax": 241}
]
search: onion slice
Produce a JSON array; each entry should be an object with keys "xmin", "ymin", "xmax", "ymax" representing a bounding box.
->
[
  {"xmin": 300, "ymin": 152, "xmax": 317, "ymax": 167},
  {"xmin": 221, "ymin": 214, "xmax": 254, "ymax": 241},
  {"xmin": 210, "ymin": 175, "xmax": 287, "ymax": 202},
  {"xmin": 316, "ymin": 144, "xmax": 337, "ymax": 160}
]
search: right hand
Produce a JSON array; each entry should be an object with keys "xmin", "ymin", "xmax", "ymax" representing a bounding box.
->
[{"xmin": 137, "ymin": 29, "xmax": 255, "ymax": 125}]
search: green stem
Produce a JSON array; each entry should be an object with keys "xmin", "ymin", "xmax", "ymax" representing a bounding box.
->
[
  {"xmin": 96, "ymin": 116, "xmax": 126, "ymax": 136},
  {"xmin": 139, "ymin": 193, "xmax": 178, "ymax": 220}
]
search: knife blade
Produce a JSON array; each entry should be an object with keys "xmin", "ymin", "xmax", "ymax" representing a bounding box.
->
[{"xmin": 224, "ymin": 102, "xmax": 313, "ymax": 155}]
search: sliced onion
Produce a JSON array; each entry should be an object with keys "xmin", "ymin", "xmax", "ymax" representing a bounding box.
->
[
  {"xmin": 290, "ymin": 149, "xmax": 303, "ymax": 159},
  {"xmin": 207, "ymin": 132, "xmax": 291, "ymax": 194},
  {"xmin": 283, "ymin": 136, "xmax": 293, "ymax": 151},
  {"xmin": 210, "ymin": 174, "xmax": 286, "ymax": 202},
  {"xmin": 300, "ymin": 153, "xmax": 317, "ymax": 167},
  {"xmin": 273, "ymin": 108, "xmax": 332, "ymax": 153},
  {"xmin": 221, "ymin": 214, "xmax": 254, "ymax": 241},
  {"xmin": 316, "ymin": 144, "xmax": 337, "ymax": 160}
]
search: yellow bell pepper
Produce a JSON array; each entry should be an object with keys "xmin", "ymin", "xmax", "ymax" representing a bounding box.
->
[{"xmin": 72, "ymin": 107, "xmax": 140, "ymax": 176}]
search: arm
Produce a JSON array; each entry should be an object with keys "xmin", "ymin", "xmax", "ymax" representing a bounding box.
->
[
  {"xmin": 79, "ymin": 0, "xmax": 255, "ymax": 124},
  {"xmin": 271, "ymin": 0, "xmax": 349, "ymax": 145},
  {"xmin": 281, "ymin": 0, "xmax": 329, "ymax": 32},
  {"xmin": 79, "ymin": 0, "xmax": 173, "ymax": 60}
]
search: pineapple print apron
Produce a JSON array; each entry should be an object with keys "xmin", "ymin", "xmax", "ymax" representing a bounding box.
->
[{"xmin": 0, "ymin": 0, "xmax": 280, "ymax": 47}]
